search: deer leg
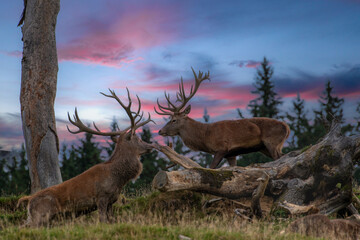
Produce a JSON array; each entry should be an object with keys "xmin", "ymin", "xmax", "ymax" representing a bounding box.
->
[
  {"xmin": 97, "ymin": 198, "xmax": 110, "ymax": 223},
  {"xmin": 210, "ymin": 151, "xmax": 226, "ymax": 169},
  {"xmin": 260, "ymin": 147, "xmax": 272, "ymax": 158},
  {"xmin": 226, "ymin": 156, "xmax": 237, "ymax": 167},
  {"xmin": 29, "ymin": 195, "xmax": 57, "ymax": 227},
  {"xmin": 263, "ymin": 142, "xmax": 280, "ymax": 160},
  {"xmin": 106, "ymin": 204, "xmax": 115, "ymax": 223}
]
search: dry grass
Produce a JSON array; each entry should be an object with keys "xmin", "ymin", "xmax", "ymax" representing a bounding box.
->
[{"xmin": 0, "ymin": 190, "xmax": 345, "ymax": 240}]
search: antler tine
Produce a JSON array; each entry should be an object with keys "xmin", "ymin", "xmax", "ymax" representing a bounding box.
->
[
  {"xmin": 101, "ymin": 88, "xmax": 137, "ymax": 131},
  {"xmin": 154, "ymin": 104, "xmax": 173, "ymax": 116},
  {"xmin": 176, "ymin": 77, "xmax": 186, "ymax": 103},
  {"xmin": 154, "ymin": 68, "xmax": 209, "ymax": 116},
  {"xmin": 134, "ymin": 111, "xmax": 144, "ymax": 125},
  {"xmin": 130, "ymin": 95, "xmax": 144, "ymax": 135},
  {"xmin": 173, "ymin": 67, "xmax": 210, "ymax": 112},
  {"xmin": 155, "ymin": 95, "xmax": 176, "ymax": 116},
  {"xmin": 67, "ymin": 108, "xmax": 122, "ymax": 136},
  {"xmin": 164, "ymin": 91, "xmax": 177, "ymax": 109},
  {"xmin": 93, "ymin": 122, "xmax": 101, "ymax": 132},
  {"xmin": 134, "ymin": 112, "xmax": 155, "ymax": 131},
  {"xmin": 134, "ymin": 94, "xmax": 141, "ymax": 117}
]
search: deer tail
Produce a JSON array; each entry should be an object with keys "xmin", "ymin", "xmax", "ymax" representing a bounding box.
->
[{"xmin": 17, "ymin": 195, "xmax": 31, "ymax": 209}]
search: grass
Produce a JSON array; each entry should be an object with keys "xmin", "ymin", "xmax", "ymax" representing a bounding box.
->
[{"xmin": 0, "ymin": 190, "xmax": 352, "ymax": 240}]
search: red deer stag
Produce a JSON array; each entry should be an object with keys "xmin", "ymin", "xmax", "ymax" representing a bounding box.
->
[
  {"xmin": 17, "ymin": 88, "xmax": 154, "ymax": 227},
  {"xmin": 155, "ymin": 68, "xmax": 290, "ymax": 168}
]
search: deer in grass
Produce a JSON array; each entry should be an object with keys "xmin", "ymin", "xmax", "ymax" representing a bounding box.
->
[
  {"xmin": 155, "ymin": 68, "xmax": 290, "ymax": 168},
  {"xmin": 17, "ymin": 88, "xmax": 154, "ymax": 227}
]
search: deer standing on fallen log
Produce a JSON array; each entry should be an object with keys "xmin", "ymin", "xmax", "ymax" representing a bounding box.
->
[
  {"xmin": 17, "ymin": 88, "xmax": 154, "ymax": 227},
  {"xmin": 155, "ymin": 68, "xmax": 290, "ymax": 168}
]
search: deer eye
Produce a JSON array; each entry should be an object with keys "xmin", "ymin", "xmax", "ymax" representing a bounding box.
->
[{"xmin": 172, "ymin": 119, "xmax": 177, "ymax": 123}]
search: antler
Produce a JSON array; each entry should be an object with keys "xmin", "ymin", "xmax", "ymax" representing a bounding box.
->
[
  {"xmin": 68, "ymin": 88, "xmax": 154, "ymax": 136},
  {"xmin": 154, "ymin": 67, "xmax": 210, "ymax": 116},
  {"xmin": 67, "ymin": 108, "xmax": 125, "ymax": 136}
]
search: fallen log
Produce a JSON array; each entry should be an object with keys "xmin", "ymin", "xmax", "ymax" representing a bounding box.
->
[{"xmin": 152, "ymin": 123, "xmax": 360, "ymax": 217}]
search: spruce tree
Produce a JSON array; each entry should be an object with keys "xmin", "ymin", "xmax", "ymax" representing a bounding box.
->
[
  {"xmin": 239, "ymin": 57, "xmax": 281, "ymax": 166},
  {"xmin": 313, "ymin": 80, "xmax": 346, "ymax": 137},
  {"xmin": 314, "ymin": 80, "xmax": 345, "ymax": 124},
  {"xmin": 6, "ymin": 145, "xmax": 30, "ymax": 194},
  {"xmin": 75, "ymin": 132, "xmax": 103, "ymax": 174},
  {"xmin": 285, "ymin": 93, "xmax": 312, "ymax": 149},
  {"xmin": 60, "ymin": 144, "xmax": 78, "ymax": 181},
  {"xmin": 248, "ymin": 57, "xmax": 282, "ymax": 119},
  {"xmin": 0, "ymin": 158, "xmax": 9, "ymax": 195},
  {"xmin": 16, "ymin": 144, "xmax": 30, "ymax": 193},
  {"xmin": 61, "ymin": 132, "xmax": 103, "ymax": 180}
]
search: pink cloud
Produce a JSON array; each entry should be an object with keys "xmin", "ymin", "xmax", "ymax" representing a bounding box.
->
[
  {"xmin": 58, "ymin": 5, "xmax": 180, "ymax": 67},
  {"xmin": 229, "ymin": 60, "xmax": 263, "ymax": 68}
]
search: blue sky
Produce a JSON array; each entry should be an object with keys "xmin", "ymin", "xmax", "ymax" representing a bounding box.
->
[{"xmin": 0, "ymin": 0, "xmax": 359, "ymax": 150}]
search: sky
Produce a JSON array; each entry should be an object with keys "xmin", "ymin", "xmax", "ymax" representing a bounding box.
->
[{"xmin": 0, "ymin": 0, "xmax": 359, "ymax": 151}]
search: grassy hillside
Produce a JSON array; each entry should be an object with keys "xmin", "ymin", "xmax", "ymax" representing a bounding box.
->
[{"xmin": 0, "ymin": 190, "xmax": 336, "ymax": 240}]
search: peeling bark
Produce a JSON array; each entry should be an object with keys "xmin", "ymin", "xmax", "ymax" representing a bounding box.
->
[
  {"xmin": 153, "ymin": 123, "xmax": 358, "ymax": 216},
  {"xmin": 20, "ymin": 0, "xmax": 62, "ymax": 193}
]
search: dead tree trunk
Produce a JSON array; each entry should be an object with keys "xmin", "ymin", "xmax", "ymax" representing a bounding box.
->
[
  {"xmin": 20, "ymin": 0, "xmax": 62, "ymax": 193},
  {"xmin": 153, "ymin": 123, "xmax": 359, "ymax": 216}
]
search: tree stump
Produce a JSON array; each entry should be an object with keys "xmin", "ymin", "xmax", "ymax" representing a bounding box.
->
[{"xmin": 152, "ymin": 123, "xmax": 360, "ymax": 217}]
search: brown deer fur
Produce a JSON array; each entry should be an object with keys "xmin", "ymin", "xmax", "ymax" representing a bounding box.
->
[
  {"xmin": 159, "ymin": 113, "xmax": 290, "ymax": 168},
  {"xmin": 156, "ymin": 69, "xmax": 290, "ymax": 168},
  {"xmin": 17, "ymin": 89, "xmax": 154, "ymax": 227},
  {"xmin": 17, "ymin": 134, "xmax": 153, "ymax": 227},
  {"xmin": 289, "ymin": 214, "xmax": 360, "ymax": 240}
]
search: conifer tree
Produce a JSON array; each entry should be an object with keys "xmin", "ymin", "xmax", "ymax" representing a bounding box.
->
[
  {"xmin": 5, "ymin": 145, "xmax": 30, "ymax": 194},
  {"xmin": 313, "ymin": 80, "xmax": 346, "ymax": 138},
  {"xmin": 61, "ymin": 132, "xmax": 103, "ymax": 180},
  {"xmin": 60, "ymin": 144, "xmax": 78, "ymax": 181},
  {"xmin": 0, "ymin": 158, "xmax": 9, "ymax": 195},
  {"xmin": 75, "ymin": 132, "xmax": 103, "ymax": 174},
  {"xmin": 248, "ymin": 57, "xmax": 282, "ymax": 119},
  {"xmin": 239, "ymin": 57, "xmax": 281, "ymax": 165},
  {"xmin": 314, "ymin": 80, "xmax": 345, "ymax": 124},
  {"xmin": 16, "ymin": 144, "xmax": 30, "ymax": 193},
  {"xmin": 285, "ymin": 93, "xmax": 312, "ymax": 149}
]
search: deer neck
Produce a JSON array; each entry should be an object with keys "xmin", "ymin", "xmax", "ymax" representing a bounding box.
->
[
  {"xmin": 108, "ymin": 147, "xmax": 143, "ymax": 183},
  {"xmin": 179, "ymin": 117, "xmax": 209, "ymax": 152}
]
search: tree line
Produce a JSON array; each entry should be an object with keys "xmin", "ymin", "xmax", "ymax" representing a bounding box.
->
[{"xmin": 1, "ymin": 57, "xmax": 360, "ymax": 195}]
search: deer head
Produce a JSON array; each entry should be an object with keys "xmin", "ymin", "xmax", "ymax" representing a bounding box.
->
[
  {"xmin": 67, "ymin": 88, "xmax": 155, "ymax": 155},
  {"xmin": 155, "ymin": 68, "xmax": 210, "ymax": 136}
]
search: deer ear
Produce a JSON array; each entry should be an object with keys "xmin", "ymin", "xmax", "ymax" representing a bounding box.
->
[{"xmin": 183, "ymin": 105, "xmax": 191, "ymax": 115}]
